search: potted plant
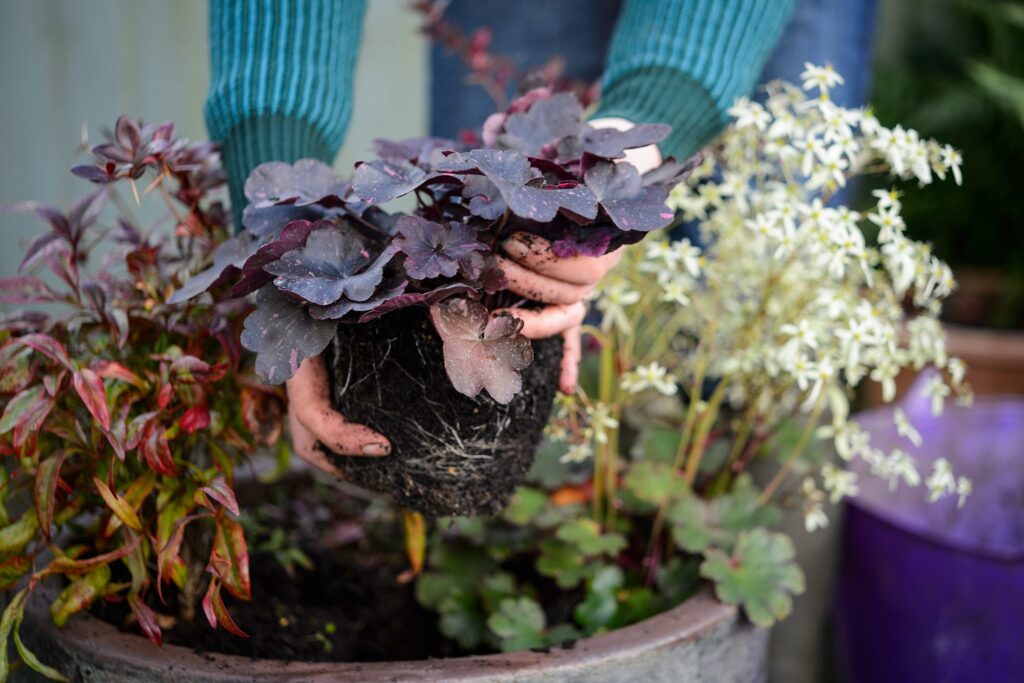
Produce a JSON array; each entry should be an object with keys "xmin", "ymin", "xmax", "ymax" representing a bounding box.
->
[{"xmin": 3, "ymin": 67, "xmax": 971, "ymax": 681}]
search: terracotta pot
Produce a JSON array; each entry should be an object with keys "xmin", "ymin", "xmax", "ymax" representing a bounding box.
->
[{"xmin": 15, "ymin": 583, "xmax": 767, "ymax": 682}]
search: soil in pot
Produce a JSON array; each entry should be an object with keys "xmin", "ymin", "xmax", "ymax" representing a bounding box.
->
[{"xmin": 323, "ymin": 306, "xmax": 563, "ymax": 517}]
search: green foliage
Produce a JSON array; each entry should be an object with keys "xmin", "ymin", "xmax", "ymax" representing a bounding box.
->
[{"xmin": 701, "ymin": 529, "xmax": 806, "ymax": 628}]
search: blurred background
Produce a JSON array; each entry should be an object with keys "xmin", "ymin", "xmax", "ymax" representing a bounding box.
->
[{"xmin": 1, "ymin": 1, "xmax": 1022, "ymax": 682}]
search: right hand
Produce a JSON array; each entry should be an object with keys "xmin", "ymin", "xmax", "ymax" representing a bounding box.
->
[{"xmin": 285, "ymin": 356, "xmax": 390, "ymax": 476}]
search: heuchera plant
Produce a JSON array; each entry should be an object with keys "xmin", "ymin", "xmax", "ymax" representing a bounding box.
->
[
  {"xmin": 172, "ymin": 89, "xmax": 700, "ymax": 402},
  {"xmin": 0, "ymin": 117, "xmax": 285, "ymax": 680}
]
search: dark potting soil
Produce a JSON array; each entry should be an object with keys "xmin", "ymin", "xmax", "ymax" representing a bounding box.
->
[{"xmin": 324, "ymin": 306, "xmax": 563, "ymax": 518}]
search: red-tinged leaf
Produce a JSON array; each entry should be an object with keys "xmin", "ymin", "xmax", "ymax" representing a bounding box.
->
[
  {"xmin": 41, "ymin": 534, "xmax": 141, "ymax": 577},
  {"xmin": 0, "ymin": 556, "xmax": 30, "ymax": 590},
  {"xmin": 202, "ymin": 579, "xmax": 248, "ymax": 638},
  {"xmin": 12, "ymin": 333, "xmax": 72, "ymax": 370},
  {"xmin": 49, "ymin": 565, "xmax": 111, "ymax": 628},
  {"xmin": 125, "ymin": 411, "xmax": 157, "ymax": 450},
  {"xmin": 0, "ymin": 345, "xmax": 34, "ymax": 394},
  {"xmin": 0, "ymin": 276, "xmax": 58, "ymax": 304},
  {"xmin": 93, "ymin": 477, "xmax": 142, "ymax": 531},
  {"xmin": 141, "ymin": 424, "xmax": 177, "ymax": 476},
  {"xmin": 209, "ymin": 515, "xmax": 250, "ymax": 600},
  {"xmin": 128, "ymin": 592, "xmax": 162, "ymax": 646},
  {"xmin": 1, "ymin": 387, "xmax": 56, "ymax": 448},
  {"xmin": 103, "ymin": 471, "xmax": 155, "ymax": 536},
  {"xmin": 18, "ymin": 231, "xmax": 62, "ymax": 273},
  {"xmin": 0, "ymin": 512, "xmax": 38, "ymax": 558},
  {"xmin": 92, "ymin": 360, "xmax": 144, "ymax": 389},
  {"xmin": 198, "ymin": 476, "xmax": 239, "ymax": 516},
  {"xmin": 157, "ymin": 512, "xmax": 208, "ymax": 599},
  {"xmin": 105, "ymin": 427, "xmax": 126, "ymax": 461},
  {"xmin": 34, "ymin": 452, "xmax": 68, "ymax": 541},
  {"xmin": 156, "ymin": 383, "xmax": 173, "ymax": 410},
  {"xmin": 179, "ymin": 404, "xmax": 211, "ymax": 434},
  {"xmin": 169, "ymin": 356, "xmax": 227, "ymax": 384},
  {"xmin": 73, "ymin": 368, "xmax": 110, "ymax": 431}
]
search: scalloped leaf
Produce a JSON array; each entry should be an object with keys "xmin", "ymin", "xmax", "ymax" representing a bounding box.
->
[
  {"xmin": 240, "ymin": 287, "xmax": 338, "ymax": 384},
  {"xmin": 265, "ymin": 225, "xmax": 392, "ymax": 306},
  {"xmin": 584, "ymin": 161, "xmax": 674, "ymax": 232},
  {"xmin": 352, "ymin": 159, "xmax": 437, "ymax": 204},
  {"xmin": 244, "ymin": 159, "xmax": 346, "ymax": 208},
  {"xmin": 700, "ymin": 529, "xmax": 806, "ymax": 628},
  {"xmin": 581, "ymin": 123, "xmax": 671, "ymax": 158},
  {"xmin": 168, "ymin": 233, "xmax": 254, "ymax": 304},
  {"xmin": 500, "ymin": 92, "xmax": 583, "ymax": 157},
  {"xmin": 394, "ymin": 216, "xmax": 487, "ymax": 280},
  {"xmin": 487, "ymin": 597, "xmax": 547, "ymax": 652},
  {"xmin": 230, "ymin": 219, "xmax": 318, "ymax": 297},
  {"xmin": 429, "ymin": 297, "xmax": 533, "ymax": 404}
]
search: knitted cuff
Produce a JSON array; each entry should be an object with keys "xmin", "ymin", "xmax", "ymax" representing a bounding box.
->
[{"xmin": 593, "ymin": 66, "xmax": 726, "ymax": 161}]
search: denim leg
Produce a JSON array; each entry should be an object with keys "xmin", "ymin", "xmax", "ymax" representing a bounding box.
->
[
  {"xmin": 759, "ymin": 0, "xmax": 879, "ymax": 109},
  {"xmin": 429, "ymin": 0, "xmax": 621, "ymax": 139}
]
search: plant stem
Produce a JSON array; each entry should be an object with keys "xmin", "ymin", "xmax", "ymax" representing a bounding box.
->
[
  {"xmin": 682, "ymin": 378, "xmax": 730, "ymax": 487},
  {"xmin": 757, "ymin": 397, "xmax": 827, "ymax": 505}
]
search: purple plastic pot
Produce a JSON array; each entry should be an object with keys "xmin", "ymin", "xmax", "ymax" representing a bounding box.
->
[{"xmin": 835, "ymin": 390, "xmax": 1024, "ymax": 683}]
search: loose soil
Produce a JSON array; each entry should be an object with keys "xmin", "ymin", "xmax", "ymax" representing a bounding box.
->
[{"xmin": 324, "ymin": 306, "xmax": 563, "ymax": 517}]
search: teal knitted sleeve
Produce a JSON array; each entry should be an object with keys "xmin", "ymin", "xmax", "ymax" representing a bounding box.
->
[
  {"xmin": 595, "ymin": 0, "xmax": 798, "ymax": 160},
  {"xmin": 205, "ymin": 0, "xmax": 366, "ymax": 225}
]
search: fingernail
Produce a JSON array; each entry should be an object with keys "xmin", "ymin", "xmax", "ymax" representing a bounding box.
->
[
  {"xmin": 502, "ymin": 237, "xmax": 528, "ymax": 258},
  {"xmin": 362, "ymin": 442, "xmax": 390, "ymax": 456}
]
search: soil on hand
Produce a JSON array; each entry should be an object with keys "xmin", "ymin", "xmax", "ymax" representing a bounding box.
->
[{"xmin": 324, "ymin": 307, "xmax": 563, "ymax": 517}]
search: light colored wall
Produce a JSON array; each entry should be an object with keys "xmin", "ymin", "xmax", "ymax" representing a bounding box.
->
[{"xmin": 0, "ymin": 0, "xmax": 427, "ymax": 282}]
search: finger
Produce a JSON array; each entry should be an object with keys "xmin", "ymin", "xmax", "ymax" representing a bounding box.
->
[
  {"xmin": 496, "ymin": 255, "xmax": 593, "ymax": 305},
  {"xmin": 502, "ymin": 232, "xmax": 622, "ymax": 286},
  {"xmin": 495, "ymin": 302, "xmax": 586, "ymax": 340},
  {"xmin": 287, "ymin": 357, "xmax": 391, "ymax": 457},
  {"xmin": 560, "ymin": 325, "xmax": 582, "ymax": 394},
  {"xmin": 288, "ymin": 406, "xmax": 345, "ymax": 477}
]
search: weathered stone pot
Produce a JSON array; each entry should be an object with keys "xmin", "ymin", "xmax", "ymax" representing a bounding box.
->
[{"xmin": 15, "ymin": 584, "xmax": 768, "ymax": 682}]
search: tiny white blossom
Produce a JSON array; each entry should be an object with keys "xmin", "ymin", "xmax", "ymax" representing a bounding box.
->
[
  {"xmin": 621, "ymin": 363, "xmax": 679, "ymax": 396},
  {"xmin": 821, "ymin": 463, "xmax": 859, "ymax": 503},
  {"xmin": 560, "ymin": 442, "xmax": 593, "ymax": 464}
]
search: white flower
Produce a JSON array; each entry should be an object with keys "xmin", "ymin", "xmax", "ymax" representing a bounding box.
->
[
  {"xmin": 940, "ymin": 145, "xmax": 963, "ymax": 186},
  {"xmin": 821, "ymin": 463, "xmax": 859, "ymax": 503},
  {"xmin": 955, "ymin": 477, "xmax": 972, "ymax": 508},
  {"xmin": 924, "ymin": 375, "xmax": 951, "ymax": 416},
  {"xmin": 671, "ymin": 239, "xmax": 703, "ymax": 278},
  {"xmin": 560, "ymin": 442, "xmax": 593, "ymax": 464},
  {"xmin": 596, "ymin": 280, "xmax": 640, "ymax": 333},
  {"xmin": 893, "ymin": 407, "xmax": 922, "ymax": 447},
  {"xmin": 585, "ymin": 402, "xmax": 619, "ymax": 444},
  {"xmin": 801, "ymin": 62, "xmax": 844, "ymax": 95},
  {"xmin": 947, "ymin": 357, "xmax": 966, "ymax": 386},
  {"xmin": 621, "ymin": 363, "xmax": 679, "ymax": 396},
  {"xmin": 925, "ymin": 458, "xmax": 956, "ymax": 502}
]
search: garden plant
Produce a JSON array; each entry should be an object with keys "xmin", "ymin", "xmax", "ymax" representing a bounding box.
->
[{"xmin": 0, "ymin": 62, "xmax": 972, "ymax": 678}]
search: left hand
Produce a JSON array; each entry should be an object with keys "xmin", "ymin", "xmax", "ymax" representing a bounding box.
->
[{"xmin": 495, "ymin": 117, "xmax": 662, "ymax": 394}]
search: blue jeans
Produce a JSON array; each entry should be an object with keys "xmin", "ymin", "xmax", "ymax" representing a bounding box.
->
[{"xmin": 430, "ymin": 0, "xmax": 878, "ymax": 136}]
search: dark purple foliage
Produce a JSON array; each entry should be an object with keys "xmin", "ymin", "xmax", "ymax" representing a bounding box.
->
[
  {"xmin": 240, "ymin": 288, "xmax": 339, "ymax": 384},
  {"xmin": 393, "ymin": 216, "xmax": 486, "ymax": 280},
  {"xmin": 580, "ymin": 123, "xmax": 671, "ymax": 158},
  {"xmin": 244, "ymin": 159, "xmax": 347, "ymax": 208},
  {"xmin": 585, "ymin": 161, "xmax": 675, "ymax": 233}
]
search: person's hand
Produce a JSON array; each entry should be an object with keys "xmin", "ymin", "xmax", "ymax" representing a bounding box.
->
[
  {"xmin": 286, "ymin": 355, "xmax": 390, "ymax": 476},
  {"xmin": 496, "ymin": 117, "xmax": 662, "ymax": 394}
]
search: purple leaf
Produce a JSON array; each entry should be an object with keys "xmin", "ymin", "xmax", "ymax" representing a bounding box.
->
[
  {"xmin": 580, "ymin": 124, "xmax": 671, "ymax": 159},
  {"xmin": 309, "ymin": 278, "xmax": 407, "ymax": 320},
  {"xmin": 435, "ymin": 150, "xmax": 597, "ymax": 222},
  {"xmin": 351, "ymin": 159, "xmax": 436, "ymax": 204},
  {"xmin": 231, "ymin": 220, "xmax": 318, "ymax": 297},
  {"xmin": 0, "ymin": 276, "xmax": 58, "ymax": 304},
  {"xmin": 265, "ymin": 225, "xmax": 392, "ymax": 306},
  {"xmin": 244, "ymin": 159, "xmax": 347, "ymax": 208},
  {"xmin": 168, "ymin": 233, "xmax": 254, "ymax": 304},
  {"xmin": 71, "ymin": 164, "xmax": 115, "ymax": 184},
  {"xmin": 552, "ymin": 228, "xmax": 616, "ymax": 258},
  {"xmin": 358, "ymin": 283, "xmax": 476, "ymax": 322},
  {"xmin": 500, "ymin": 92, "xmax": 583, "ymax": 157},
  {"xmin": 373, "ymin": 137, "xmax": 459, "ymax": 163},
  {"xmin": 240, "ymin": 288, "xmax": 339, "ymax": 384},
  {"xmin": 641, "ymin": 151, "xmax": 706, "ymax": 188},
  {"xmin": 584, "ymin": 161, "xmax": 674, "ymax": 232},
  {"xmin": 241, "ymin": 203, "xmax": 322, "ymax": 239},
  {"xmin": 429, "ymin": 298, "xmax": 533, "ymax": 404},
  {"xmin": 393, "ymin": 216, "xmax": 487, "ymax": 280}
]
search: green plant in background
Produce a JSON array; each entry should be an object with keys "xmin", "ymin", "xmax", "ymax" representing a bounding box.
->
[
  {"xmin": 414, "ymin": 67, "xmax": 975, "ymax": 651},
  {"xmin": 0, "ymin": 118, "xmax": 287, "ymax": 680},
  {"xmin": 871, "ymin": 0, "xmax": 1024, "ymax": 326}
]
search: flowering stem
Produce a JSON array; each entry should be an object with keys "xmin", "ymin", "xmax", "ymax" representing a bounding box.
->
[
  {"xmin": 757, "ymin": 397, "xmax": 827, "ymax": 505},
  {"xmin": 682, "ymin": 378, "xmax": 730, "ymax": 487}
]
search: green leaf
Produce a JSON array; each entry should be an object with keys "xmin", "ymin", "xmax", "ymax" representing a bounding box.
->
[
  {"xmin": 555, "ymin": 519, "xmax": 627, "ymax": 557},
  {"xmin": 0, "ymin": 556, "xmax": 30, "ymax": 590},
  {"xmin": 13, "ymin": 626, "xmax": 69, "ymax": 681},
  {"xmin": 656, "ymin": 557, "xmax": 702, "ymax": 607},
  {"xmin": 0, "ymin": 387, "xmax": 46, "ymax": 435},
  {"xmin": 34, "ymin": 452, "xmax": 68, "ymax": 540},
  {"xmin": 478, "ymin": 572, "xmax": 518, "ymax": 613},
  {"xmin": 0, "ymin": 511, "xmax": 38, "ymax": 558},
  {"xmin": 574, "ymin": 565, "xmax": 623, "ymax": 632},
  {"xmin": 712, "ymin": 475, "xmax": 780, "ymax": 550},
  {"xmin": 487, "ymin": 597, "xmax": 547, "ymax": 652},
  {"xmin": 50, "ymin": 565, "xmax": 111, "ymax": 627},
  {"xmin": 700, "ymin": 529, "xmax": 806, "ymax": 628},
  {"xmin": 632, "ymin": 426, "xmax": 682, "ymax": 463},
  {"xmin": 502, "ymin": 487, "xmax": 548, "ymax": 526},
  {"xmin": 623, "ymin": 460, "xmax": 685, "ymax": 507},
  {"xmin": 0, "ymin": 588, "xmax": 29, "ymax": 682},
  {"xmin": 438, "ymin": 590, "xmax": 486, "ymax": 650},
  {"xmin": 667, "ymin": 495, "xmax": 712, "ymax": 553},
  {"xmin": 536, "ymin": 540, "xmax": 589, "ymax": 589},
  {"xmin": 546, "ymin": 623, "xmax": 582, "ymax": 645}
]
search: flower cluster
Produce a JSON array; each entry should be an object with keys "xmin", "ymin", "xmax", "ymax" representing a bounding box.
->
[{"xmin": 553, "ymin": 64, "xmax": 971, "ymax": 534}]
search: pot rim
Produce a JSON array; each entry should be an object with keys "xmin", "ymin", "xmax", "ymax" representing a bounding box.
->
[{"xmin": 23, "ymin": 581, "xmax": 739, "ymax": 682}]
